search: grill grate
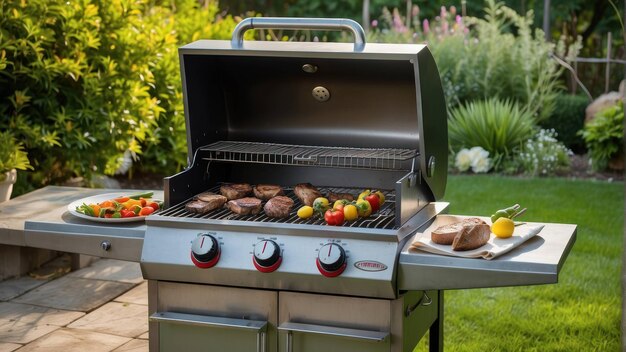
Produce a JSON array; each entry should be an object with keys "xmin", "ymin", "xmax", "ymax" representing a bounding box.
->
[
  {"xmin": 160, "ymin": 184, "xmax": 398, "ymax": 230},
  {"xmin": 199, "ymin": 141, "xmax": 417, "ymax": 171}
]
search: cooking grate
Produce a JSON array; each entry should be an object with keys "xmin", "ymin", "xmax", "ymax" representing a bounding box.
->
[
  {"xmin": 160, "ymin": 184, "xmax": 398, "ymax": 230},
  {"xmin": 199, "ymin": 141, "xmax": 417, "ymax": 171}
]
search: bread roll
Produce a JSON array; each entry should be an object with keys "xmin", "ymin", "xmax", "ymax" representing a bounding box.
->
[
  {"xmin": 431, "ymin": 222, "xmax": 465, "ymax": 245},
  {"xmin": 451, "ymin": 224, "xmax": 491, "ymax": 251}
]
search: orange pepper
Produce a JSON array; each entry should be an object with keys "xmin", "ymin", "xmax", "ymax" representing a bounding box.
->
[
  {"xmin": 114, "ymin": 196, "xmax": 130, "ymax": 203},
  {"xmin": 100, "ymin": 200, "xmax": 114, "ymax": 208},
  {"xmin": 90, "ymin": 204, "xmax": 101, "ymax": 218}
]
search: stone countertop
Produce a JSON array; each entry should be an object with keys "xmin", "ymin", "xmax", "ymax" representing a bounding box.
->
[{"xmin": 0, "ymin": 186, "xmax": 161, "ymax": 247}]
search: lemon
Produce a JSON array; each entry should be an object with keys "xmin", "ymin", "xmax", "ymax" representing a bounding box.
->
[
  {"xmin": 297, "ymin": 206, "xmax": 314, "ymax": 219},
  {"xmin": 491, "ymin": 217, "xmax": 515, "ymax": 238}
]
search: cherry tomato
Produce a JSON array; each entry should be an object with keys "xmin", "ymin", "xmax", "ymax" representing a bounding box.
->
[
  {"xmin": 120, "ymin": 209, "xmax": 136, "ymax": 218},
  {"xmin": 139, "ymin": 206, "xmax": 155, "ymax": 216},
  {"xmin": 140, "ymin": 198, "xmax": 147, "ymax": 207},
  {"xmin": 147, "ymin": 202, "xmax": 160, "ymax": 212},
  {"xmin": 324, "ymin": 209, "xmax": 345, "ymax": 226}
]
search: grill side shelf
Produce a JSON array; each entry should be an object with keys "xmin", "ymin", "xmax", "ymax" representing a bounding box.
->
[{"xmin": 198, "ymin": 141, "xmax": 418, "ymax": 171}]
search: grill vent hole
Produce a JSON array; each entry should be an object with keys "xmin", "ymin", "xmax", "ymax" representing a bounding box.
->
[{"xmin": 312, "ymin": 86, "xmax": 330, "ymax": 102}]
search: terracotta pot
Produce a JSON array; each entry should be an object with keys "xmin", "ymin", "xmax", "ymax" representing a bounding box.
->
[{"xmin": 0, "ymin": 169, "xmax": 17, "ymax": 203}]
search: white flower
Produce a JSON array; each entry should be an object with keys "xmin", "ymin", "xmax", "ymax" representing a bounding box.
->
[
  {"xmin": 456, "ymin": 146, "xmax": 492, "ymax": 173},
  {"xmin": 468, "ymin": 146, "xmax": 489, "ymax": 161},
  {"xmin": 455, "ymin": 148, "xmax": 473, "ymax": 171},
  {"xmin": 471, "ymin": 153, "xmax": 491, "ymax": 173}
]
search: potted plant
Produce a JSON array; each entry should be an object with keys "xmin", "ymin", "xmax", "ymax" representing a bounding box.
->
[{"xmin": 0, "ymin": 131, "xmax": 32, "ymax": 202}]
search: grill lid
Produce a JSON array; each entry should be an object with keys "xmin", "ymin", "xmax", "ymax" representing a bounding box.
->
[{"xmin": 178, "ymin": 17, "xmax": 447, "ymax": 200}]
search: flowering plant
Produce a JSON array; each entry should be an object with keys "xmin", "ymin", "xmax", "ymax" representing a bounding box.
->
[
  {"xmin": 455, "ymin": 147, "xmax": 492, "ymax": 173},
  {"xmin": 516, "ymin": 129, "xmax": 572, "ymax": 176}
]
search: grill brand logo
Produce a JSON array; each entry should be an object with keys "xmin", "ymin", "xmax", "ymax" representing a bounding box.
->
[{"xmin": 354, "ymin": 260, "xmax": 388, "ymax": 272}]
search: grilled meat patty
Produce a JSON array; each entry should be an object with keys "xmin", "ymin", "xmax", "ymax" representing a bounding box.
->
[
  {"xmin": 185, "ymin": 192, "xmax": 227, "ymax": 214},
  {"xmin": 226, "ymin": 197, "xmax": 262, "ymax": 215},
  {"xmin": 327, "ymin": 192, "xmax": 354, "ymax": 203},
  {"xmin": 263, "ymin": 196, "xmax": 294, "ymax": 218},
  {"xmin": 220, "ymin": 183, "xmax": 252, "ymax": 200},
  {"xmin": 253, "ymin": 184, "xmax": 284, "ymax": 201},
  {"xmin": 294, "ymin": 183, "xmax": 323, "ymax": 206}
]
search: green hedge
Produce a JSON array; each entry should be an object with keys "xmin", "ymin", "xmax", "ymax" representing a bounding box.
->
[
  {"xmin": 539, "ymin": 94, "xmax": 589, "ymax": 153},
  {"xmin": 0, "ymin": 0, "xmax": 246, "ymax": 194}
]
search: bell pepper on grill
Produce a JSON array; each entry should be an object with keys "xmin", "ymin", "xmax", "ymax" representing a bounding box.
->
[
  {"xmin": 355, "ymin": 199, "xmax": 372, "ymax": 218},
  {"xmin": 312, "ymin": 197, "xmax": 330, "ymax": 214}
]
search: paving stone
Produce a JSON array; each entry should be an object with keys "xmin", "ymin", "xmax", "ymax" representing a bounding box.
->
[
  {"xmin": 15, "ymin": 328, "xmax": 130, "ymax": 352},
  {"xmin": 0, "ymin": 277, "xmax": 48, "ymax": 302},
  {"xmin": 13, "ymin": 277, "xmax": 133, "ymax": 312},
  {"xmin": 114, "ymin": 282, "xmax": 147, "ymax": 306},
  {"xmin": 0, "ymin": 342, "xmax": 21, "ymax": 352},
  {"xmin": 67, "ymin": 302, "xmax": 148, "ymax": 338},
  {"xmin": 68, "ymin": 259, "xmax": 143, "ymax": 284},
  {"xmin": 112, "ymin": 339, "xmax": 148, "ymax": 352},
  {"xmin": 0, "ymin": 302, "xmax": 83, "ymax": 327},
  {"xmin": 137, "ymin": 332, "xmax": 148, "ymax": 340},
  {"xmin": 0, "ymin": 320, "xmax": 59, "ymax": 344}
]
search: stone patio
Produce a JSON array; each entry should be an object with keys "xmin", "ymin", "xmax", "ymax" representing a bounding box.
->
[{"xmin": 0, "ymin": 259, "xmax": 148, "ymax": 351}]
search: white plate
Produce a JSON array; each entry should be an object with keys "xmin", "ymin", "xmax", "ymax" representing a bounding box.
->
[{"xmin": 67, "ymin": 192, "xmax": 160, "ymax": 223}]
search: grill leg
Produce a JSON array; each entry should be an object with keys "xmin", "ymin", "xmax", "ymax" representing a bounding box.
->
[{"xmin": 429, "ymin": 290, "xmax": 443, "ymax": 352}]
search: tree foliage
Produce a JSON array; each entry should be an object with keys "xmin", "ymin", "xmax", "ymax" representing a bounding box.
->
[{"xmin": 0, "ymin": 0, "xmax": 243, "ymax": 191}]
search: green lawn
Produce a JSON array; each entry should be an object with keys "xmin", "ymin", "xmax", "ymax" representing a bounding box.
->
[{"xmin": 415, "ymin": 175, "xmax": 623, "ymax": 351}]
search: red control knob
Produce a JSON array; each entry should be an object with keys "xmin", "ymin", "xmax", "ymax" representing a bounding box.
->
[
  {"xmin": 316, "ymin": 243, "xmax": 347, "ymax": 277},
  {"xmin": 253, "ymin": 240, "xmax": 282, "ymax": 273},
  {"xmin": 190, "ymin": 234, "xmax": 220, "ymax": 268}
]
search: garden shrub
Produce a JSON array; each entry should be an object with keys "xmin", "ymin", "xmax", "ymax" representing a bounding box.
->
[
  {"xmin": 0, "ymin": 131, "xmax": 32, "ymax": 180},
  {"xmin": 448, "ymin": 98, "xmax": 536, "ymax": 170},
  {"xmin": 579, "ymin": 101, "xmax": 624, "ymax": 171},
  {"xmin": 0, "ymin": 0, "xmax": 244, "ymax": 193},
  {"xmin": 368, "ymin": 1, "xmax": 580, "ymax": 122},
  {"xmin": 539, "ymin": 94, "xmax": 589, "ymax": 153}
]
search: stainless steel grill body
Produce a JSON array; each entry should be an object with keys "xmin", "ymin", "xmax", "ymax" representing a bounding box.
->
[{"xmin": 141, "ymin": 18, "xmax": 450, "ymax": 351}]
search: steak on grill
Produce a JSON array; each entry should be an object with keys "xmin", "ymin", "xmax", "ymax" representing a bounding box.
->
[
  {"xmin": 186, "ymin": 199, "xmax": 225, "ymax": 214},
  {"xmin": 327, "ymin": 192, "xmax": 354, "ymax": 203},
  {"xmin": 226, "ymin": 197, "xmax": 262, "ymax": 215},
  {"xmin": 294, "ymin": 183, "xmax": 323, "ymax": 206},
  {"xmin": 195, "ymin": 192, "xmax": 228, "ymax": 205},
  {"xmin": 253, "ymin": 184, "xmax": 284, "ymax": 201},
  {"xmin": 220, "ymin": 183, "xmax": 253, "ymax": 200},
  {"xmin": 263, "ymin": 196, "xmax": 294, "ymax": 218}
]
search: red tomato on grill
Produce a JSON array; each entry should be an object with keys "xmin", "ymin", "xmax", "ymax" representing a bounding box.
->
[
  {"xmin": 364, "ymin": 193, "xmax": 381, "ymax": 212},
  {"xmin": 324, "ymin": 209, "xmax": 345, "ymax": 226}
]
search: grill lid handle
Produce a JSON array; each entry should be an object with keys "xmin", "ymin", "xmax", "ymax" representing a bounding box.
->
[{"xmin": 231, "ymin": 17, "xmax": 366, "ymax": 51}]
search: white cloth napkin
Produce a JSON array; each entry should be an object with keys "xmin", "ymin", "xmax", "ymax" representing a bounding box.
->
[{"xmin": 409, "ymin": 215, "xmax": 544, "ymax": 260}]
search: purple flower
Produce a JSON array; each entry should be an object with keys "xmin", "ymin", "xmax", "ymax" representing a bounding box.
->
[
  {"xmin": 423, "ymin": 19, "xmax": 430, "ymax": 34},
  {"xmin": 371, "ymin": 19, "xmax": 378, "ymax": 28},
  {"xmin": 456, "ymin": 15, "xmax": 462, "ymax": 25},
  {"xmin": 440, "ymin": 6, "xmax": 447, "ymax": 19}
]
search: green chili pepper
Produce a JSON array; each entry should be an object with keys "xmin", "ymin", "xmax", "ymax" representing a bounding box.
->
[
  {"xmin": 112, "ymin": 211, "xmax": 122, "ymax": 218},
  {"xmin": 128, "ymin": 191, "xmax": 154, "ymax": 200},
  {"xmin": 76, "ymin": 203, "xmax": 94, "ymax": 216},
  {"xmin": 491, "ymin": 204, "xmax": 526, "ymax": 222}
]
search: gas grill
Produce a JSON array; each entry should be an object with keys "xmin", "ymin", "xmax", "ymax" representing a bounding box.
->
[{"xmin": 23, "ymin": 17, "xmax": 577, "ymax": 352}]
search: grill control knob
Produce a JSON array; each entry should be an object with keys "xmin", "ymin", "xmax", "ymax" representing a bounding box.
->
[
  {"xmin": 190, "ymin": 234, "xmax": 220, "ymax": 268},
  {"xmin": 253, "ymin": 240, "xmax": 282, "ymax": 273},
  {"xmin": 316, "ymin": 243, "xmax": 347, "ymax": 277}
]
